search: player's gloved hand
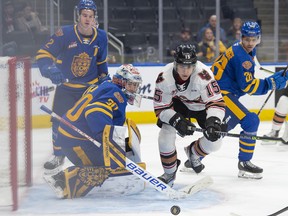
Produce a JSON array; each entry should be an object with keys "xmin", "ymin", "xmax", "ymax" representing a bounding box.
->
[
  {"xmin": 169, "ymin": 113, "xmax": 196, "ymax": 137},
  {"xmin": 204, "ymin": 117, "xmax": 222, "ymax": 142},
  {"xmin": 266, "ymin": 70, "xmax": 288, "ymax": 90},
  {"xmin": 41, "ymin": 65, "xmax": 65, "ymax": 85},
  {"xmin": 98, "ymin": 73, "xmax": 111, "ymax": 84}
]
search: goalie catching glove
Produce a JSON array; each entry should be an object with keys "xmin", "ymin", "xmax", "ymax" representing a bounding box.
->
[
  {"xmin": 204, "ymin": 117, "xmax": 226, "ymax": 142},
  {"xmin": 169, "ymin": 113, "xmax": 196, "ymax": 137}
]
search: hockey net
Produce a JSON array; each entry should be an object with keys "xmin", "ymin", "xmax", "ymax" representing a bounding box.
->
[{"xmin": 0, "ymin": 57, "xmax": 32, "ymax": 211}]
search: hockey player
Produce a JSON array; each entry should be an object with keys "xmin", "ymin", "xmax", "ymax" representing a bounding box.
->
[
  {"xmin": 36, "ymin": 0, "xmax": 109, "ymax": 172},
  {"xmin": 154, "ymin": 44, "xmax": 226, "ymax": 186},
  {"xmin": 262, "ymin": 87, "xmax": 288, "ymax": 145},
  {"xmin": 43, "ymin": 64, "xmax": 144, "ymax": 198},
  {"xmin": 211, "ymin": 21, "xmax": 288, "ymax": 179}
]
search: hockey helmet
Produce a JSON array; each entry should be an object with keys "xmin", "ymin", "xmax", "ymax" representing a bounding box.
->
[
  {"xmin": 113, "ymin": 64, "xmax": 142, "ymax": 105},
  {"xmin": 77, "ymin": 0, "xmax": 97, "ymax": 13},
  {"xmin": 241, "ymin": 21, "xmax": 261, "ymax": 38},
  {"xmin": 174, "ymin": 44, "xmax": 197, "ymax": 65}
]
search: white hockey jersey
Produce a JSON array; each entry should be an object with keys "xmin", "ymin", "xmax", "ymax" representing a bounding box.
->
[{"xmin": 154, "ymin": 61, "xmax": 225, "ymax": 124}]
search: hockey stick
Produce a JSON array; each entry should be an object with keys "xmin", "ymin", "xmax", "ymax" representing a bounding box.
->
[
  {"xmin": 32, "ymin": 86, "xmax": 55, "ymax": 98},
  {"xmin": 257, "ymin": 65, "xmax": 288, "ymax": 116},
  {"xmin": 259, "ymin": 67, "xmax": 274, "ymax": 74},
  {"xmin": 40, "ymin": 105, "xmax": 213, "ymax": 200},
  {"xmin": 190, "ymin": 127, "xmax": 282, "ymax": 141},
  {"xmin": 267, "ymin": 206, "xmax": 288, "ymax": 216},
  {"xmin": 257, "ymin": 89, "xmax": 274, "ymax": 116}
]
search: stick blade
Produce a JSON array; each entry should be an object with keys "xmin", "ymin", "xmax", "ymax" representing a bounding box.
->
[{"xmin": 178, "ymin": 176, "xmax": 213, "ymax": 195}]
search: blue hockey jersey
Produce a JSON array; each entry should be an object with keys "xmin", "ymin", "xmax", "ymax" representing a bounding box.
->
[
  {"xmin": 36, "ymin": 24, "xmax": 108, "ymax": 86},
  {"xmin": 211, "ymin": 42, "xmax": 269, "ymax": 97},
  {"xmin": 58, "ymin": 81, "xmax": 128, "ymax": 145}
]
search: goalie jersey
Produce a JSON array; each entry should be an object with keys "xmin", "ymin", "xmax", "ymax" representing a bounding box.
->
[
  {"xmin": 36, "ymin": 24, "xmax": 108, "ymax": 86},
  {"xmin": 56, "ymin": 81, "xmax": 127, "ymax": 154},
  {"xmin": 154, "ymin": 61, "xmax": 225, "ymax": 123}
]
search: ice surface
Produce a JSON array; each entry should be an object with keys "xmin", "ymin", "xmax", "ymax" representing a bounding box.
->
[{"xmin": 1, "ymin": 122, "xmax": 288, "ymax": 216}]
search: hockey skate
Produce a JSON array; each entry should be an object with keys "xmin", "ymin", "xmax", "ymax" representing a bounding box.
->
[
  {"xmin": 158, "ymin": 159, "xmax": 181, "ymax": 187},
  {"xmin": 44, "ymin": 155, "xmax": 65, "ymax": 174},
  {"xmin": 183, "ymin": 143, "xmax": 205, "ymax": 174},
  {"xmin": 238, "ymin": 161, "xmax": 263, "ymax": 179},
  {"xmin": 43, "ymin": 171, "xmax": 66, "ymax": 198},
  {"xmin": 261, "ymin": 130, "xmax": 279, "ymax": 145}
]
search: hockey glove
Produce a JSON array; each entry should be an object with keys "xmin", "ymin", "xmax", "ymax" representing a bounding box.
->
[
  {"xmin": 98, "ymin": 73, "xmax": 111, "ymax": 84},
  {"xmin": 41, "ymin": 65, "xmax": 65, "ymax": 85},
  {"xmin": 266, "ymin": 70, "xmax": 288, "ymax": 90},
  {"xmin": 169, "ymin": 113, "xmax": 196, "ymax": 137},
  {"xmin": 204, "ymin": 117, "xmax": 222, "ymax": 142}
]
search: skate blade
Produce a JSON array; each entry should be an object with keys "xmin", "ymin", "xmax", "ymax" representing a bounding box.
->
[{"xmin": 238, "ymin": 170, "xmax": 263, "ymax": 180}]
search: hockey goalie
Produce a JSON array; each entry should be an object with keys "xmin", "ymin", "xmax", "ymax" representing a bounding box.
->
[{"xmin": 43, "ymin": 64, "xmax": 146, "ymax": 198}]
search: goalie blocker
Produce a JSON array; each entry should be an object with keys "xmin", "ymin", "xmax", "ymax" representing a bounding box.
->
[{"xmin": 44, "ymin": 119, "xmax": 145, "ymax": 198}]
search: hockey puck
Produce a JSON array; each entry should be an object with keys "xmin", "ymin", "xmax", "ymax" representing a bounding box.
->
[{"xmin": 170, "ymin": 205, "xmax": 181, "ymax": 215}]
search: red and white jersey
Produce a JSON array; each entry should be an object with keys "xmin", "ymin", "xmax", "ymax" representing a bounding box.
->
[{"xmin": 154, "ymin": 61, "xmax": 225, "ymax": 124}]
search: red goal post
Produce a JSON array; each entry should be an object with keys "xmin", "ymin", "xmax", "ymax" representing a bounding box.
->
[{"xmin": 0, "ymin": 56, "xmax": 32, "ymax": 211}]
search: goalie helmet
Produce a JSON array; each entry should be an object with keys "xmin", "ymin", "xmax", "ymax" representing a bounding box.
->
[
  {"xmin": 113, "ymin": 64, "xmax": 142, "ymax": 105},
  {"xmin": 174, "ymin": 44, "xmax": 197, "ymax": 65}
]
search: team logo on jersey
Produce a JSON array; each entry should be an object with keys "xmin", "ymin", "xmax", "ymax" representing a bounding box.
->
[
  {"xmin": 72, "ymin": 52, "xmax": 91, "ymax": 77},
  {"xmin": 242, "ymin": 61, "xmax": 252, "ymax": 70},
  {"xmin": 68, "ymin": 41, "xmax": 77, "ymax": 49},
  {"xmin": 78, "ymin": 167, "xmax": 110, "ymax": 187},
  {"xmin": 114, "ymin": 92, "xmax": 124, "ymax": 103},
  {"xmin": 55, "ymin": 28, "xmax": 63, "ymax": 37}
]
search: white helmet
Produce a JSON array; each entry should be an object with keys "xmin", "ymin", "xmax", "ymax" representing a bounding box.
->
[{"xmin": 113, "ymin": 64, "xmax": 142, "ymax": 105}]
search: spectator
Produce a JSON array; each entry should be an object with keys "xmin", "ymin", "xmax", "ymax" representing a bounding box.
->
[
  {"xmin": 15, "ymin": 1, "xmax": 47, "ymax": 34},
  {"xmin": 226, "ymin": 17, "xmax": 243, "ymax": 47},
  {"xmin": 198, "ymin": 27, "xmax": 226, "ymax": 62},
  {"xmin": 196, "ymin": 15, "xmax": 227, "ymax": 44},
  {"xmin": 2, "ymin": 1, "xmax": 18, "ymax": 56},
  {"xmin": 2, "ymin": 1, "xmax": 16, "ymax": 33},
  {"xmin": 169, "ymin": 27, "xmax": 202, "ymax": 57}
]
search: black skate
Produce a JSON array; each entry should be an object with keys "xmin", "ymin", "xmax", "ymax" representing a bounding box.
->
[
  {"xmin": 158, "ymin": 159, "xmax": 181, "ymax": 187},
  {"xmin": 238, "ymin": 161, "xmax": 263, "ymax": 179},
  {"xmin": 184, "ymin": 143, "xmax": 205, "ymax": 174},
  {"xmin": 44, "ymin": 155, "xmax": 65, "ymax": 173},
  {"xmin": 43, "ymin": 171, "xmax": 66, "ymax": 198}
]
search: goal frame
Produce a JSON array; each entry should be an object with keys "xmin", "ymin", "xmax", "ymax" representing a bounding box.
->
[{"xmin": 7, "ymin": 57, "xmax": 32, "ymax": 211}]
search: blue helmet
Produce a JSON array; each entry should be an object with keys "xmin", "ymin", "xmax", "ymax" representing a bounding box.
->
[
  {"xmin": 241, "ymin": 21, "xmax": 261, "ymax": 37},
  {"xmin": 77, "ymin": 0, "xmax": 97, "ymax": 13}
]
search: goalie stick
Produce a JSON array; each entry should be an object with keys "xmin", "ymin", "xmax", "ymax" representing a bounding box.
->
[{"xmin": 40, "ymin": 105, "xmax": 213, "ymax": 200}]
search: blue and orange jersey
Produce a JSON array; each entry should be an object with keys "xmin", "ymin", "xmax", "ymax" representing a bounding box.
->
[
  {"xmin": 36, "ymin": 24, "xmax": 108, "ymax": 85},
  {"xmin": 211, "ymin": 42, "xmax": 269, "ymax": 97},
  {"xmin": 58, "ymin": 81, "xmax": 127, "ymax": 144}
]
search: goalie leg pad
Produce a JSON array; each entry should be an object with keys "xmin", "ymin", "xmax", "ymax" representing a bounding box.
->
[
  {"xmin": 126, "ymin": 118, "xmax": 142, "ymax": 162},
  {"xmin": 48, "ymin": 166, "xmax": 111, "ymax": 199}
]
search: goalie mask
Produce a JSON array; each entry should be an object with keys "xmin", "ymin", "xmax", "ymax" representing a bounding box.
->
[{"xmin": 113, "ymin": 64, "xmax": 142, "ymax": 105}]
